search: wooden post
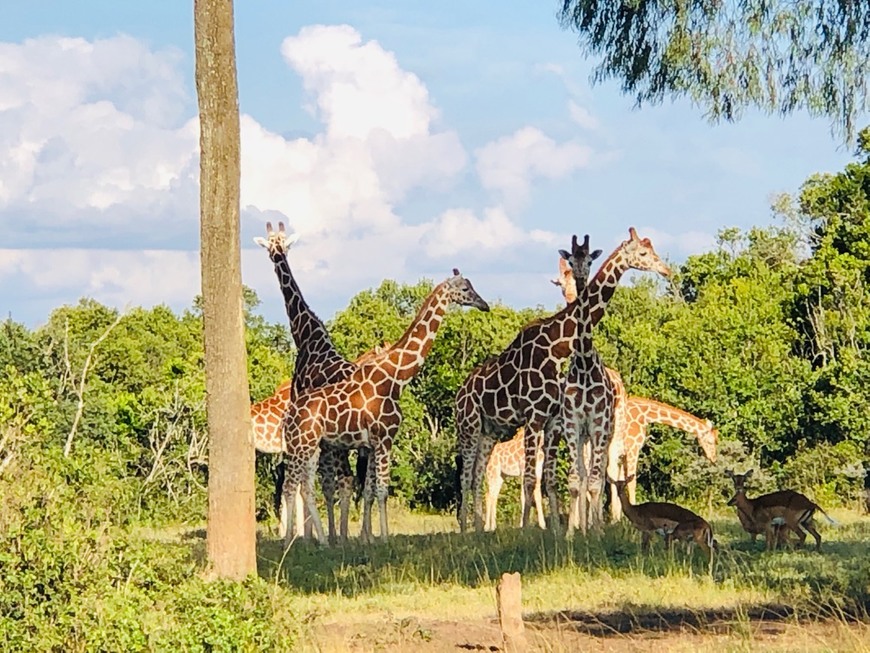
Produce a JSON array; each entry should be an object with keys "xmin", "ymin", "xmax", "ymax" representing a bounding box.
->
[{"xmin": 496, "ymin": 572, "xmax": 528, "ymax": 653}]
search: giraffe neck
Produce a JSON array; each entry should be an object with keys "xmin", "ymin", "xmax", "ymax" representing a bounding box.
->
[
  {"xmin": 581, "ymin": 248, "xmax": 630, "ymax": 328},
  {"xmin": 631, "ymin": 398, "xmax": 709, "ymax": 436},
  {"xmin": 269, "ymin": 251, "xmax": 352, "ymax": 391},
  {"xmin": 376, "ymin": 280, "xmax": 452, "ymax": 387}
]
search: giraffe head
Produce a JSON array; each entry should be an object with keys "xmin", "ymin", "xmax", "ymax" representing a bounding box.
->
[
  {"xmin": 444, "ymin": 269, "xmax": 490, "ymax": 312},
  {"xmin": 253, "ymin": 221, "xmax": 300, "ymax": 259},
  {"xmin": 617, "ymin": 227, "xmax": 671, "ymax": 278},
  {"xmin": 724, "ymin": 468, "xmax": 752, "ymax": 504},
  {"xmin": 558, "ymin": 234, "xmax": 602, "ymax": 297},
  {"xmin": 700, "ymin": 419, "xmax": 719, "ymax": 462}
]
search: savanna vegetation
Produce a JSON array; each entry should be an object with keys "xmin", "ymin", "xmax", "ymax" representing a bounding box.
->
[{"xmin": 2, "ymin": 139, "xmax": 869, "ymax": 650}]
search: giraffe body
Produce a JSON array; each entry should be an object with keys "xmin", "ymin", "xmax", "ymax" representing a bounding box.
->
[
  {"xmin": 256, "ymin": 221, "xmax": 384, "ymax": 544},
  {"xmin": 456, "ymin": 235, "xmax": 600, "ymax": 533},
  {"xmin": 483, "ymin": 428, "xmax": 545, "ymax": 530},
  {"xmin": 607, "ymin": 396, "xmax": 719, "ymax": 520},
  {"xmin": 282, "ymin": 271, "xmax": 489, "ymax": 546},
  {"xmin": 542, "ymin": 228, "xmax": 671, "ymax": 535}
]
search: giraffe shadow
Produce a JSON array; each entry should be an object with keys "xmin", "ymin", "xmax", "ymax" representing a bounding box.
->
[{"xmin": 257, "ymin": 527, "xmax": 599, "ymax": 596}]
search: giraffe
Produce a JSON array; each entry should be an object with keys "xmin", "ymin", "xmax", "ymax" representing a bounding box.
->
[
  {"xmin": 543, "ymin": 229, "xmax": 671, "ymax": 534},
  {"xmin": 255, "ymin": 221, "xmax": 383, "ymax": 543},
  {"xmin": 483, "ymin": 427, "xmax": 545, "ymax": 531},
  {"xmin": 455, "ymin": 233, "xmax": 601, "ymax": 534},
  {"xmin": 606, "ymin": 397, "xmax": 719, "ymax": 520},
  {"xmin": 552, "ymin": 256, "xmax": 718, "ymax": 523},
  {"xmin": 250, "ymin": 344, "xmax": 390, "ymax": 539},
  {"xmin": 280, "ymin": 270, "xmax": 489, "ymax": 546}
]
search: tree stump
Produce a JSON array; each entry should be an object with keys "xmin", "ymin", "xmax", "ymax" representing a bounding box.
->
[{"xmin": 496, "ymin": 572, "xmax": 528, "ymax": 653}]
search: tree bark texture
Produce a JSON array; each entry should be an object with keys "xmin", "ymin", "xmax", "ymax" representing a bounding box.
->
[{"xmin": 194, "ymin": 0, "xmax": 256, "ymax": 580}]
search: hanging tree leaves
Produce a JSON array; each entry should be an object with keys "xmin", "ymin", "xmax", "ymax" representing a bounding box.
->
[{"xmin": 558, "ymin": 0, "xmax": 870, "ymax": 143}]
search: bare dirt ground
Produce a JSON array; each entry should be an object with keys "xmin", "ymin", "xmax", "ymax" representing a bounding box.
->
[{"xmin": 303, "ymin": 606, "xmax": 870, "ymax": 652}]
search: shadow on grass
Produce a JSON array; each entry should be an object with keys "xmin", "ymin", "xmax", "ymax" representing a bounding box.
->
[
  {"xmin": 529, "ymin": 602, "xmax": 797, "ymax": 636},
  {"xmin": 255, "ymin": 522, "xmax": 718, "ymax": 596}
]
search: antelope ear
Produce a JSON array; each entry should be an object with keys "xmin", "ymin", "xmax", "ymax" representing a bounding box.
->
[
  {"xmin": 724, "ymin": 469, "xmax": 733, "ymax": 478},
  {"xmin": 745, "ymin": 468, "xmax": 754, "ymax": 478},
  {"xmin": 624, "ymin": 474, "xmax": 636, "ymax": 485}
]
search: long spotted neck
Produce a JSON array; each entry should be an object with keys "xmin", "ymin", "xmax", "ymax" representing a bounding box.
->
[
  {"xmin": 632, "ymin": 398, "xmax": 709, "ymax": 435},
  {"xmin": 581, "ymin": 247, "xmax": 631, "ymax": 329},
  {"xmin": 376, "ymin": 281, "xmax": 452, "ymax": 389},
  {"xmin": 269, "ymin": 251, "xmax": 353, "ymax": 391}
]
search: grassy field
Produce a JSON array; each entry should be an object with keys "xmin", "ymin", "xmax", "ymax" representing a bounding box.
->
[{"xmin": 163, "ymin": 505, "xmax": 870, "ymax": 652}]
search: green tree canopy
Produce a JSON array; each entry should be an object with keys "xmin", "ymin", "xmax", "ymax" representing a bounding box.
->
[{"xmin": 558, "ymin": 0, "xmax": 870, "ymax": 142}]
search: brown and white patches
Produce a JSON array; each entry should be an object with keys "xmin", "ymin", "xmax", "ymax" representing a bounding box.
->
[{"xmin": 279, "ymin": 272, "xmax": 489, "ymax": 546}]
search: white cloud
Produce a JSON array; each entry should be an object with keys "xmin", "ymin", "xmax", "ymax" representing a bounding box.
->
[
  {"xmin": 0, "ymin": 27, "xmax": 599, "ymax": 324},
  {"xmin": 475, "ymin": 126, "xmax": 593, "ymax": 207},
  {"xmin": 568, "ymin": 100, "xmax": 599, "ymax": 131}
]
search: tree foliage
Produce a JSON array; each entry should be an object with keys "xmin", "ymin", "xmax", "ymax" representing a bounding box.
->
[{"xmin": 558, "ymin": 0, "xmax": 870, "ymax": 142}]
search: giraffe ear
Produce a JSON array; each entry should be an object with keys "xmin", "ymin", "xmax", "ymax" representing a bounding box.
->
[
  {"xmin": 558, "ymin": 249, "xmax": 570, "ymax": 261},
  {"xmin": 591, "ymin": 249, "xmax": 603, "ymax": 260},
  {"xmin": 285, "ymin": 232, "xmax": 300, "ymax": 247},
  {"xmin": 253, "ymin": 236, "xmax": 268, "ymax": 248},
  {"xmin": 453, "ymin": 268, "xmax": 461, "ymax": 276}
]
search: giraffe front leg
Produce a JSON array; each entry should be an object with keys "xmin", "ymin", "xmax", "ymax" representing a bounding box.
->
[
  {"xmin": 301, "ymin": 451, "xmax": 326, "ymax": 545},
  {"xmin": 336, "ymin": 450, "xmax": 354, "ymax": 543},
  {"xmin": 472, "ymin": 437, "xmax": 496, "ymax": 533},
  {"xmin": 533, "ymin": 451, "xmax": 546, "ymax": 530},
  {"xmin": 520, "ymin": 428, "xmax": 542, "ymax": 528},
  {"xmin": 485, "ymin": 472, "xmax": 503, "ymax": 531},
  {"xmin": 372, "ymin": 428, "xmax": 395, "ymax": 541},
  {"xmin": 318, "ymin": 447, "xmax": 339, "ymax": 545},
  {"xmin": 542, "ymin": 441, "xmax": 562, "ymax": 533},
  {"xmin": 360, "ymin": 448, "xmax": 377, "ymax": 544}
]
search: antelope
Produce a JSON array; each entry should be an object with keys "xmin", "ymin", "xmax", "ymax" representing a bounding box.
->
[
  {"xmin": 611, "ymin": 473, "xmax": 716, "ymax": 562},
  {"xmin": 725, "ymin": 469, "xmax": 835, "ymax": 551}
]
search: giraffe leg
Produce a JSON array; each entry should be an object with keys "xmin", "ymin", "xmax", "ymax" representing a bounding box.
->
[
  {"xmin": 318, "ymin": 447, "xmax": 339, "ymax": 545},
  {"xmin": 520, "ymin": 428, "xmax": 543, "ymax": 528},
  {"xmin": 485, "ymin": 471, "xmax": 503, "ymax": 531},
  {"xmin": 336, "ymin": 450, "xmax": 353, "ymax": 543},
  {"xmin": 301, "ymin": 452, "xmax": 326, "ymax": 545},
  {"xmin": 456, "ymin": 408, "xmax": 481, "ymax": 534},
  {"xmin": 372, "ymin": 430, "xmax": 394, "ymax": 541},
  {"xmin": 360, "ymin": 448, "xmax": 377, "ymax": 543},
  {"xmin": 472, "ymin": 437, "xmax": 497, "ymax": 532},
  {"xmin": 542, "ymin": 417, "xmax": 563, "ymax": 533},
  {"xmin": 533, "ymin": 451, "xmax": 546, "ymax": 530},
  {"xmin": 606, "ymin": 439, "xmax": 623, "ymax": 522},
  {"xmin": 587, "ymin": 398, "xmax": 613, "ymax": 530},
  {"xmin": 282, "ymin": 466, "xmax": 303, "ymax": 549}
]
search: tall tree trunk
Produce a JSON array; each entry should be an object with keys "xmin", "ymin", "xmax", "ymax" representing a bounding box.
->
[{"xmin": 194, "ymin": 0, "xmax": 256, "ymax": 580}]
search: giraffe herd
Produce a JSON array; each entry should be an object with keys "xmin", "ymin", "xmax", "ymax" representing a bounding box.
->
[{"xmin": 249, "ymin": 221, "xmax": 833, "ymax": 556}]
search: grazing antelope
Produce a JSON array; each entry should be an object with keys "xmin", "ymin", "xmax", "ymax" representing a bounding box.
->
[
  {"xmin": 725, "ymin": 469, "xmax": 835, "ymax": 551},
  {"xmin": 611, "ymin": 473, "xmax": 716, "ymax": 562}
]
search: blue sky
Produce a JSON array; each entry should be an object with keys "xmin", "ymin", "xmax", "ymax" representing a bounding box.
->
[{"xmin": 0, "ymin": 0, "xmax": 858, "ymax": 328}]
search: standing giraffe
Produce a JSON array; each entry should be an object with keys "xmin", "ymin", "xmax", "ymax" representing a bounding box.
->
[
  {"xmin": 606, "ymin": 397, "xmax": 718, "ymax": 520},
  {"xmin": 250, "ymin": 343, "xmax": 390, "ymax": 538},
  {"xmin": 455, "ymin": 234, "xmax": 601, "ymax": 533},
  {"xmin": 255, "ymin": 221, "xmax": 379, "ymax": 543},
  {"xmin": 280, "ymin": 270, "xmax": 489, "ymax": 546},
  {"xmin": 553, "ymin": 254, "xmax": 718, "ymax": 523},
  {"xmin": 483, "ymin": 427, "xmax": 545, "ymax": 531},
  {"xmin": 543, "ymin": 229, "xmax": 671, "ymax": 534}
]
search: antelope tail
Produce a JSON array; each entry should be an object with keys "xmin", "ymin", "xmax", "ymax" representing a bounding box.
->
[{"xmin": 816, "ymin": 505, "xmax": 838, "ymax": 526}]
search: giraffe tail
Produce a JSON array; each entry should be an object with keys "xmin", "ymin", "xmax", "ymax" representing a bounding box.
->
[
  {"xmin": 273, "ymin": 460, "xmax": 286, "ymax": 519},
  {"xmin": 353, "ymin": 449, "xmax": 368, "ymax": 506}
]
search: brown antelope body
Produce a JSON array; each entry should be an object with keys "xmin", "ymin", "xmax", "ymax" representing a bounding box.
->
[
  {"xmin": 725, "ymin": 469, "xmax": 835, "ymax": 551},
  {"xmin": 613, "ymin": 476, "xmax": 716, "ymax": 561}
]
